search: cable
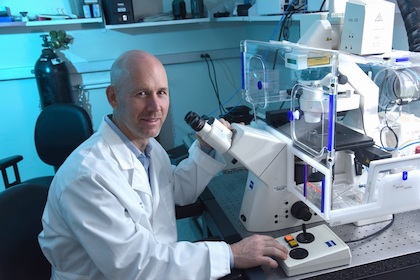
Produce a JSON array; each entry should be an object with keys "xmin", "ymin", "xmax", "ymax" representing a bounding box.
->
[
  {"xmin": 278, "ymin": 3, "xmax": 306, "ymax": 41},
  {"xmin": 279, "ymin": 8, "xmax": 294, "ymax": 41},
  {"xmin": 215, "ymin": 60, "xmax": 237, "ymax": 89},
  {"xmin": 201, "ymin": 54, "xmax": 226, "ymax": 116},
  {"xmin": 206, "ymin": 87, "xmax": 242, "ymax": 118},
  {"xmin": 379, "ymin": 101, "xmax": 399, "ymax": 150},
  {"xmin": 208, "ymin": 55, "xmax": 223, "ymax": 111},
  {"xmin": 280, "ymin": 12, "xmax": 293, "ymax": 41},
  {"xmin": 271, "ymin": 3, "xmax": 304, "ymax": 69},
  {"xmin": 378, "ymin": 102, "xmax": 420, "ymax": 152},
  {"xmin": 380, "ymin": 126, "xmax": 399, "ymax": 151},
  {"xmin": 398, "ymin": 140, "xmax": 420, "ymax": 150},
  {"xmin": 220, "ymin": 98, "xmax": 245, "ymax": 119},
  {"xmin": 269, "ymin": 0, "xmax": 298, "ymax": 41},
  {"xmin": 318, "ymin": 0, "xmax": 327, "ymax": 12},
  {"xmin": 344, "ymin": 215, "xmax": 395, "ymax": 244}
]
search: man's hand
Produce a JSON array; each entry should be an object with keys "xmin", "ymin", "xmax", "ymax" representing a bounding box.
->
[
  {"xmin": 230, "ymin": 234, "xmax": 288, "ymax": 269},
  {"xmin": 218, "ymin": 118, "xmax": 233, "ymax": 129}
]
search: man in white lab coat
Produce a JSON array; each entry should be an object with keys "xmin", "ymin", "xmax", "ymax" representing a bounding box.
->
[{"xmin": 38, "ymin": 50, "xmax": 288, "ymax": 280}]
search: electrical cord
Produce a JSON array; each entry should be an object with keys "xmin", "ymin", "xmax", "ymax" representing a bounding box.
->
[
  {"xmin": 278, "ymin": 2, "xmax": 307, "ymax": 41},
  {"xmin": 199, "ymin": 53, "xmax": 244, "ymax": 119},
  {"xmin": 201, "ymin": 54, "xmax": 226, "ymax": 116},
  {"xmin": 344, "ymin": 214, "xmax": 395, "ymax": 244},
  {"xmin": 318, "ymin": 0, "xmax": 327, "ymax": 12},
  {"xmin": 379, "ymin": 101, "xmax": 399, "ymax": 150},
  {"xmin": 215, "ymin": 60, "xmax": 237, "ymax": 90},
  {"xmin": 272, "ymin": 3, "xmax": 303, "ymax": 69},
  {"xmin": 208, "ymin": 56, "xmax": 222, "ymax": 108},
  {"xmin": 206, "ymin": 87, "xmax": 242, "ymax": 118},
  {"xmin": 269, "ymin": 0, "xmax": 296, "ymax": 41}
]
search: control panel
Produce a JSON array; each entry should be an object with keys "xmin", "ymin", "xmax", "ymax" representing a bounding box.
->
[{"xmin": 276, "ymin": 224, "xmax": 352, "ymax": 276}]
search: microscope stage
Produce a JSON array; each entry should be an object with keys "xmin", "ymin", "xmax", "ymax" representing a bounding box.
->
[{"xmin": 278, "ymin": 122, "xmax": 374, "ymax": 151}]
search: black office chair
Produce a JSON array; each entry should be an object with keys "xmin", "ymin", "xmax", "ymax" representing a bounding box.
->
[
  {"xmin": 0, "ymin": 155, "xmax": 24, "ymax": 188},
  {"xmin": 397, "ymin": 0, "xmax": 420, "ymax": 52},
  {"xmin": 0, "ymin": 182, "xmax": 51, "ymax": 279},
  {"xmin": 0, "ymin": 103, "xmax": 93, "ymax": 189}
]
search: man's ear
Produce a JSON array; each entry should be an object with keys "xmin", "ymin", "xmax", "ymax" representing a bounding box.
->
[{"xmin": 106, "ymin": 85, "xmax": 117, "ymax": 108}]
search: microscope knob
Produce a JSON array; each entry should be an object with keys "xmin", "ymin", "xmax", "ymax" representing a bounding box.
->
[
  {"xmin": 291, "ymin": 201, "xmax": 312, "ymax": 221},
  {"xmin": 338, "ymin": 73, "xmax": 348, "ymax": 84}
]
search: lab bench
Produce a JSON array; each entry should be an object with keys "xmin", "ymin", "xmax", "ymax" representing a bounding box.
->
[{"xmin": 202, "ymin": 168, "xmax": 420, "ymax": 280}]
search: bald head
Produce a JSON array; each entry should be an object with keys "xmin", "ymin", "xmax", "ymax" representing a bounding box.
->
[
  {"xmin": 106, "ymin": 50, "xmax": 170, "ymax": 151},
  {"xmin": 110, "ymin": 50, "xmax": 165, "ymax": 91}
]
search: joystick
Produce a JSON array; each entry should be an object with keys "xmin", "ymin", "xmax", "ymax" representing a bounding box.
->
[{"xmin": 296, "ymin": 224, "xmax": 315, "ymax": 243}]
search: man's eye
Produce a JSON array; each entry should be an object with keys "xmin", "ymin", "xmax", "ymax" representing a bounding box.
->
[
  {"xmin": 159, "ymin": 91, "xmax": 168, "ymax": 96},
  {"xmin": 136, "ymin": 91, "xmax": 146, "ymax": 96}
]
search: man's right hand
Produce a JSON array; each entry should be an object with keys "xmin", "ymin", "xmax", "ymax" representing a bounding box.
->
[{"xmin": 230, "ymin": 234, "xmax": 288, "ymax": 269}]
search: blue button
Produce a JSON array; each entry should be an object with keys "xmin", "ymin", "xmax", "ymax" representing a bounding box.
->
[{"xmin": 288, "ymin": 110, "xmax": 294, "ymax": 121}]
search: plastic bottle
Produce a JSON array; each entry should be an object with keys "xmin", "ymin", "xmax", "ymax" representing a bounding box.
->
[
  {"xmin": 172, "ymin": 0, "xmax": 186, "ymax": 20},
  {"xmin": 191, "ymin": 0, "xmax": 204, "ymax": 18}
]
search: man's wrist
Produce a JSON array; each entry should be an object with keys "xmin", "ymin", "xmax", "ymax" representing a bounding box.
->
[{"xmin": 229, "ymin": 245, "xmax": 234, "ymax": 268}]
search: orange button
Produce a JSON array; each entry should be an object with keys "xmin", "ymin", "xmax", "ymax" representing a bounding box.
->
[{"xmin": 284, "ymin": 235, "xmax": 294, "ymax": 242}]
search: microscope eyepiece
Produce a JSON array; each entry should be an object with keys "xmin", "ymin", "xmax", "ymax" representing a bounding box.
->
[
  {"xmin": 184, "ymin": 110, "xmax": 233, "ymax": 154},
  {"xmin": 184, "ymin": 111, "xmax": 205, "ymax": 132}
]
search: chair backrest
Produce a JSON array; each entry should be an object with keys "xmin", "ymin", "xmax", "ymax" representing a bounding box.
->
[
  {"xmin": 35, "ymin": 103, "xmax": 93, "ymax": 171},
  {"xmin": 396, "ymin": 0, "xmax": 420, "ymax": 52},
  {"xmin": 0, "ymin": 183, "xmax": 51, "ymax": 279}
]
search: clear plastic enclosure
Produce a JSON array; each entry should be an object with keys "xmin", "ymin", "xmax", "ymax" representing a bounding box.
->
[{"xmin": 241, "ymin": 40, "xmax": 339, "ymax": 156}]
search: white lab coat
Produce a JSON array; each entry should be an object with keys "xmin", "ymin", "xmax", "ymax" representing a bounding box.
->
[{"xmin": 38, "ymin": 119, "xmax": 231, "ymax": 280}]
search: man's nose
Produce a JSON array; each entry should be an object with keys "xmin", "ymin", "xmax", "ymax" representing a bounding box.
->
[{"xmin": 147, "ymin": 94, "xmax": 160, "ymax": 110}]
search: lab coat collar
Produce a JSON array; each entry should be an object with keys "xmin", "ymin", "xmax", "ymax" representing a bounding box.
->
[{"xmin": 98, "ymin": 120, "xmax": 152, "ymax": 195}]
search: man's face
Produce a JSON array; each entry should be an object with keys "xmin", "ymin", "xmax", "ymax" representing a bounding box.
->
[{"xmin": 114, "ymin": 61, "xmax": 170, "ymax": 143}]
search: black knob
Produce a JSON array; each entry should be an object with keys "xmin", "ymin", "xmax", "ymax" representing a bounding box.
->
[
  {"xmin": 338, "ymin": 73, "xmax": 348, "ymax": 84},
  {"xmin": 291, "ymin": 201, "xmax": 312, "ymax": 221}
]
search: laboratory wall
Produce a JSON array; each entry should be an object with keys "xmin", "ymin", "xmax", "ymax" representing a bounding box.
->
[
  {"xmin": 0, "ymin": 16, "xmax": 297, "ymax": 190},
  {"xmin": 0, "ymin": 3, "xmax": 409, "ymax": 191}
]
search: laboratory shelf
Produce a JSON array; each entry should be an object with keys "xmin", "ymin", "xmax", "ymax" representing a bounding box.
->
[
  {"xmin": 104, "ymin": 12, "xmax": 327, "ymax": 30},
  {"xmin": 105, "ymin": 17, "xmax": 210, "ymax": 30},
  {"xmin": 26, "ymin": 18, "xmax": 102, "ymax": 26},
  {"xmin": 214, "ymin": 15, "xmax": 283, "ymax": 22},
  {"xmin": 0, "ymin": 18, "xmax": 102, "ymax": 28},
  {"xmin": 213, "ymin": 12, "xmax": 327, "ymax": 23},
  {"xmin": 0, "ymin": 22, "xmax": 26, "ymax": 27}
]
